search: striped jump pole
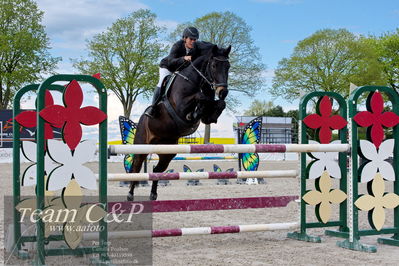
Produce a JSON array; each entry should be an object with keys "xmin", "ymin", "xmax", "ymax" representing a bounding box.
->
[
  {"xmin": 148, "ymin": 156, "xmax": 238, "ymax": 161},
  {"xmin": 104, "ymin": 170, "xmax": 298, "ymax": 182},
  {"xmin": 109, "ymin": 143, "xmax": 350, "ymax": 155},
  {"xmin": 83, "ymin": 222, "xmax": 300, "ymax": 240},
  {"xmin": 108, "ymin": 196, "xmax": 299, "ymax": 213}
]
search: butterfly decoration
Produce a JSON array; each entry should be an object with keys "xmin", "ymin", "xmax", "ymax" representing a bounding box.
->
[
  {"xmin": 214, "ymin": 164, "xmax": 234, "ymax": 185},
  {"xmin": 213, "ymin": 164, "xmax": 234, "ymax": 173},
  {"xmin": 240, "ymin": 116, "xmax": 262, "ymax": 171},
  {"xmin": 183, "ymin": 165, "xmax": 204, "ymax": 173},
  {"xmin": 119, "ymin": 116, "xmax": 137, "ymax": 173},
  {"xmin": 183, "ymin": 165, "xmax": 203, "ymax": 186}
]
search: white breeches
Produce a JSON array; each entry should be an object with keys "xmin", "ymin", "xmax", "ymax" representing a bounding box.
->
[{"xmin": 157, "ymin": 68, "xmax": 172, "ymax": 87}]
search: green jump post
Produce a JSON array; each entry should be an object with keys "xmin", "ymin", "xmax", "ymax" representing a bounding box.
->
[
  {"xmin": 288, "ymin": 91, "xmax": 348, "ymax": 242},
  {"xmin": 12, "ymin": 84, "xmax": 64, "ymax": 259},
  {"xmin": 33, "ymin": 75, "xmax": 108, "ymax": 265},
  {"xmin": 337, "ymin": 86, "xmax": 399, "ymax": 252}
]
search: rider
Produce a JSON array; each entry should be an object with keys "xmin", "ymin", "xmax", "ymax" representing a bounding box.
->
[{"xmin": 145, "ymin": 26, "xmax": 212, "ymax": 117}]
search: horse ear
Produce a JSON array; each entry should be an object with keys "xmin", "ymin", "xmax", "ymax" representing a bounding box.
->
[
  {"xmin": 225, "ymin": 45, "xmax": 231, "ymax": 56},
  {"xmin": 212, "ymin": 45, "xmax": 219, "ymax": 54}
]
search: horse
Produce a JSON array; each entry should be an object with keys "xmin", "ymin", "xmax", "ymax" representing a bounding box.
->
[{"xmin": 127, "ymin": 45, "xmax": 231, "ymax": 201}]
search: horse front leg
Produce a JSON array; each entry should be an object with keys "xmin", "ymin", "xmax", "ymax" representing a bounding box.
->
[
  {"xmin": 128, "ymin": 181, "xmax": 138, "ymax": 201},
  {"xmin": 191, "ymin": 92, "xmax": 210, "ymax": 121},
  {"xmin": 150, "ymin": 153, "xmax": 176, "ymax": 200},
  {"xmin": 127, "ymin": 154, "xmax": 148, "ymax": 201},
  {"xmin": 208, "ymin": 99, "xmax": 226, "ymax": 123},
  {"xmin": 149, "ymin": 181, "xmax": 159, "ymax": 201}
]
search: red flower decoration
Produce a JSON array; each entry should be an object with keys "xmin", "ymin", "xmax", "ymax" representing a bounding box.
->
[
  {"xmin": 303, "ymin": 96, "xmax": 348, "ymax": 144},
  {"xmin": 353, "ymin": 91, "xmax": 399, "ymax": 149},
  {"xmin": 39, "ymin": 80, "xmax": 107, "ymax": 151},
  {"xmin": 14, "ymin": 91, "xmax": 62, "ymax": 140}
]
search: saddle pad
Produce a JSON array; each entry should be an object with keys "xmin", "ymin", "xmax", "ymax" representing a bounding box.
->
[{"xmin": 164, "ymin": 73, "xmax": 178, "ymax": 98}]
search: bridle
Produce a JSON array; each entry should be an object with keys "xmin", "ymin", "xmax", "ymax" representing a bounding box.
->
[{"xmin": 190, "ymin": 56, "xmax": 229, "ymax": 90}]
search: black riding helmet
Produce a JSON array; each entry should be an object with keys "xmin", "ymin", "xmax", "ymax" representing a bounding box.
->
[{"xmin": 182, "ymin": 27, "xmax": 199, "ymax": 39}]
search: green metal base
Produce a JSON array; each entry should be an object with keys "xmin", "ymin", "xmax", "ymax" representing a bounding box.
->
[
  {"xmin": 16, "ymin": 249, "xmax": 30, "ymax": 260},
  {"xmin": 325, "ymin": 229, "xmax": 349, "ymax": 238},
  {"xmin": 377, "ymin": 237, "xmax": 399, "ymax": 247},
  {"xmin": 336, "ymin": 239, "xmax": 377, "ymax": 253},
  {"xmin": 287, "ymin": 231, "xmax": 321, "ymax": 243}
]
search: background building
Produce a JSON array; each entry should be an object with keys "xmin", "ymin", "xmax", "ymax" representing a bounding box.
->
[{"xmin": 234, "ymin": 116, "xmax": 297, "ymax": 144}]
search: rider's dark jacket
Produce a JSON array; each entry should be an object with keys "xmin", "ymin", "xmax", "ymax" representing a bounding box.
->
[{"xmin": 160, "ymin": 40, "xmax": 214, "ymax": 72}]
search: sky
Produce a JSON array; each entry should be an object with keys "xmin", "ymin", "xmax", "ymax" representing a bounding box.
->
[{"xmin": 31, "ymin": 0, "xmax": 399, "ymax": 140}]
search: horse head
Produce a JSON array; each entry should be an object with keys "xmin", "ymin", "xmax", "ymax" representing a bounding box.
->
[
  {"xmin": 199, "ymin": 45, "xmax": 231, "ymax": 125},
  {"xmin": 209, "ymin": 45, "xmax": 231, "ymax": 100}
]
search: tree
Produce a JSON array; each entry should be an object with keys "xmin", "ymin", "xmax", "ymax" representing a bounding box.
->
[
  {"xmin": 0, "ymin": 0, "xmax": 60, "ymax": 109},
  {"xmin": 170, "ymin": 12, "xmax": 266, "ymax": 142},
  {"xmin": 270, "ymin": 29, "xmax": 385, "ymax": 101},
  {"xmin": 264, "ymin": 106, "xmax": 285, "ymax": 117},
  {"xmin": 371, "ymin": 29, "xmax": 399, "ymax": 91},
  {"xmin": 243, "ymin": 100, "xmax": 274, "ymax": 116},
  {"xmin": 73, "ymin": 9, "xmax": 166, "ymax": 117}
]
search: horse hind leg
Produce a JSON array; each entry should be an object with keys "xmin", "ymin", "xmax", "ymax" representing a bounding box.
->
[
  {"xmin": 150, "ymin": 153, "xmax": 176, "ymax": 200},
  {"xmin": 127, "ymin": 154, "xmax": 148, "ymax": 201}
]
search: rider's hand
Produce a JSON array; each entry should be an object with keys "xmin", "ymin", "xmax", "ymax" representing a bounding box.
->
[{"xmin": 183, "ymin": 56, "xmax": 192, "ymax": 61}]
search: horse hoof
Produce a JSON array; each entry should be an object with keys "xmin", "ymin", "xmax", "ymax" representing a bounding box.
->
[
  {"xmin": 127, "ymin": 193, "xmax": 134, "ymax": 201},
  {"xmin": 150, "ymin": 193, "xmax": 157, "ymax": 201}
]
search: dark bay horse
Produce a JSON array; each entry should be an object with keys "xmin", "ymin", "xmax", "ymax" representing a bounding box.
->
[{"xmin": 128, "ymin": 45, "xmax": 231, "ymax": 201}]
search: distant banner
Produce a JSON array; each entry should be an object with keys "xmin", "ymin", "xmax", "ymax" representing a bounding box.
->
[{"xmin": 0, "ymin": 109, "xmax": 62, "ymax": 148}]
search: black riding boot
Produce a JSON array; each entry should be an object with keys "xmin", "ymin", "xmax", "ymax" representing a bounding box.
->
[{"xmin": 145, "ymin": 87, "xmax": 161, "ymax": 117}]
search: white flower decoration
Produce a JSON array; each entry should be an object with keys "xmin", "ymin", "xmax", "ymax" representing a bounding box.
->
[
  {"xmin": 359, "ymin": 139, "xmax": 394, "ymax": 183},
  {"xmin": 46, "ymin": 139, "xmax": 97, "ymax": 190},
  {"xmin": 308, "ymin": 140, "xmax": 341, "ymax": 179},
  {"xmin": 21, "ymin": 141, "xmax": 59, "ymax": 186}
]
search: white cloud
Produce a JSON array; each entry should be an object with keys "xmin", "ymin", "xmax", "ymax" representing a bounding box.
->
[
  {"xmin": 54, "ymin": 61, "xmax": 77, "ymax": 74},
  {"xmin": 36, "ymin": 0, "xmax": 177, "ymax": 77},
  {"xmin": 106, "ymin": 93, "xmax": 125, "ymax": 123},
  {"xmin": 281, "ymin": 102, "xmax": 298, "ymax": 112},
  {"xmin": 37, "ymin": 0, "xmax": 147, "ymax": 39},
  {"xmin": 156, "ymin": 19, "xmax": 179, "ymax": 31},
  {"xmin": 96, "ymin": 93, "xmax": 149, "ymax": 141},
  {"xmin": 37, "ymin": 0, "xmax": 148, "ymax": 65},
  {"xmin": 195, "ymin": 112, "xmax": 236, "ymax": 139},
  {"xmin": 260, "ymin": 69, "xmax": 275, "ymax": 86},
  {"xmin": 261, "ymin": 68, "xmax": 275, "ymax": 79}
]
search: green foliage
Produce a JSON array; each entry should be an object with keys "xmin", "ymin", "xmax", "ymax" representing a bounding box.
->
[
  {"xmin": 369, "ymin": 29, "xmax": 399, "ymax": 91},
  {"xmin": 243, "ymin": 100, "xmax": 274, "ymax": 116},
  {"xmin": 170, "ymin": 11, "xmax": 266, "ymax": 111},
  {"xmin": 270, "ymin": 29, "xmax": 385, "ymax": 101},
  {"xmin": 264, "ymin": 106, "xmax": 284, "ymax": 117},
  {"xmin": 0, "ymin": 0, "xmax": 60, "ymax": 109},
  {"xmin": 244, "ymin": 99, "xmax": 287, "ymax": 117},
  {"xmin": 73, "ymin": 9, "xmax": 166, "ymax": 117},
  {"xmin": 285, "ymin": 109, "xmax": 299, "ymax": 120}
]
